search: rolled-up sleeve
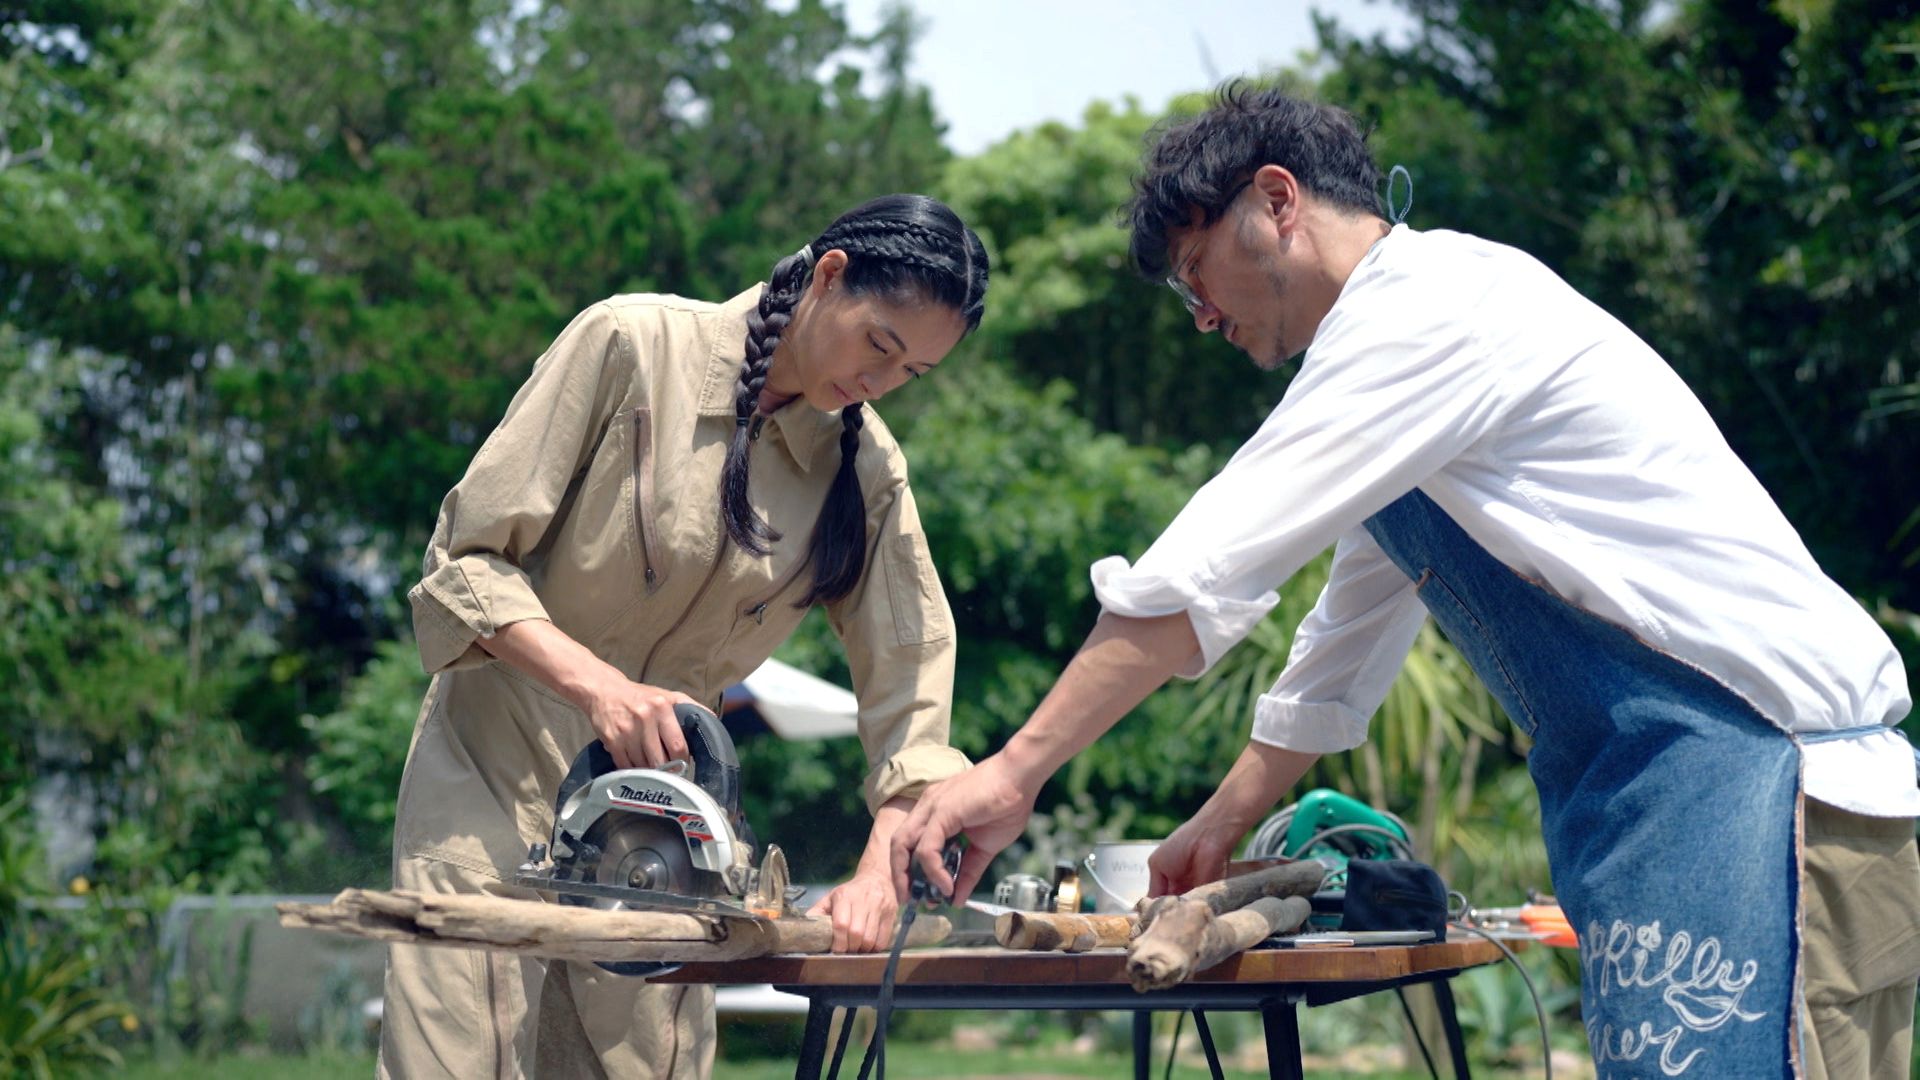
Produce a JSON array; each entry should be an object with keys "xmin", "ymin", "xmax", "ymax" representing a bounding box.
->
[
  {"xmin": 828, "ymin": 473, "xmax": 971, "ymax": 815},
  {"xmin": 410, "ymin": 303, "xmax": 634, "ymax": 673},
  {"xmin": 1250, "ymin": 528, "xmax": 1427, "ymax": 753},
  {"xmin": 1090, "ymin": 272, "xmax": 1505, "ymax": 680}
]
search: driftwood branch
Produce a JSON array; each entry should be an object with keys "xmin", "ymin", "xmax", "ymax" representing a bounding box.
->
[
  {"xmin": 1136, "ymin": 860, "xmax": 1325, "ymax": 927},
  {"xmin": 1126, "ymin": 894, "xmax": 1312, "ymax": 992},
  {"xmin": 993, "ymin": 912, "xmax": 1135, "ymax": 953},
  {"xmin": 278, "ymin": 889, "xmax": 949, "ymax": 963},
  {"xmin": 994, "ymin": 861, "xmax": 1327, "ymax": 956}
]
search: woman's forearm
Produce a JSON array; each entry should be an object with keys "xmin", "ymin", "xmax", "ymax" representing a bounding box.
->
[
  {"xmin": 476, "ymin": 618, "xmax": 623, "ymax": 713},
  {"xmin": 856, "ymin": 796, "xmax": 916, "ymax": 879}
]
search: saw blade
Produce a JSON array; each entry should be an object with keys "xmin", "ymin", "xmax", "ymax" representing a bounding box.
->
[{"xmin": 559, "ymin": 810, "xmax": 732, "ymax": 914}]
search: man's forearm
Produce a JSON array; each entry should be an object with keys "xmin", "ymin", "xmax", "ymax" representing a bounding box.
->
[
  {"xmin": 1198, "ymin": 741, "xmax": 1323, "ymax": 834},
  {"xmin": 997, "ymin": 610, "xmax": 1200, "ymax": 790}
]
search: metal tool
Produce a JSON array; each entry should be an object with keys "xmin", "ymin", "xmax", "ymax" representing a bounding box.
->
[{"xmin": 515, "ymin": 702, "xmax": 797, "ymax": 975}]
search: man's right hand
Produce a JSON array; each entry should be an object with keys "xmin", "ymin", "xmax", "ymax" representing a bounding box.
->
[
  {"xmin": 583, "ymin": 677, "xmax": 701, "ymax": 770},
  {"xmin": 1147, "ymin": 808, "xmax": 1248, "ymax": 897},
  {"xmin": 888, "ymin": 753, "xmax": 1037, "ymax": 906}
]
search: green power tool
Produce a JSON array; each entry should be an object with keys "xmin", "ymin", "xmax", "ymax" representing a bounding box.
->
[
  {"xmin": 1279, "ymin": 788, "xmax": 1412, "ymax": 865},
  {"xmin": 1246, "ymin": 788, "xmax": 1415, "ymax": 929}
]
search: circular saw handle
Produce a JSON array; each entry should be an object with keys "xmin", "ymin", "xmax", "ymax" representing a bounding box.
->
[
  {"xmin": 675, "ymin": 702, "xmax": 740, "ymax": 819},
  {"xmin": 554, "ymin": 703, "xmax": 743, "ymax": 821}
]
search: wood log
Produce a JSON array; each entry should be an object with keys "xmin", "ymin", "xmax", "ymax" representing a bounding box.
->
[
  {"xmin": 992, "ymin": 912, "xmax": 1135, "ymax": 953},
  {"xmin": 1126, "ymin": 894, "xmax": 1312, "ymax": 992},
  {"xmin": 277, "ymin": 889, "xmax": 950, "ymax": 963},
  {"xmin": 1135, "ymin": 860, "xmax": 1324, "ymax": 930}
]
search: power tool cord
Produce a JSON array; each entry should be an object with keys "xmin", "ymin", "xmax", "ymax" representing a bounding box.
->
[
  {"xmin": 856, "ymin": 839, "xmax": 960, "ymax": 1080},
  {"xmin": 1450, "ymin": 889, "xmax": 1553, "ymax": 1080},
  {"xmin": 854, "ymin": 902, "xmax": 917, "ymax": 1080}
]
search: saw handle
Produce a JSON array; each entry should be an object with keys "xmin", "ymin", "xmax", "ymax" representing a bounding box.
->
[
  {"xmin": 673, "ymin": 702, "xmax": 741, "ymax": 818},
  {"xmin": 557, "ymin": 703, "xmax": 743, "ymax": 821}
]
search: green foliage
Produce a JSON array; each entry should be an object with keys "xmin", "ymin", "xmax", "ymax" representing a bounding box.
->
[
  {"xmin": 303, "ymin": 639, "xmax": 431, "ymax": 853},
  {"xmin": 0, "ymin": 795, "xmax": 131, "ymax": 1078},
  {"xmin": 1449, "ymin": 948, "xmax": 1583, "ymax": 1068},
  {"xmin": 0, "ymin": 921, "xmax": 128, "ymax": 1079}
]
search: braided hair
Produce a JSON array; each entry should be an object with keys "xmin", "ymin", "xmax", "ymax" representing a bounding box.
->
[{"xmin": 722, "ymin": 194, "xmax": 990, "ymax": 608}]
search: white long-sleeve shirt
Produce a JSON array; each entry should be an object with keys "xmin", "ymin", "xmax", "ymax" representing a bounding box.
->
[{"xmin": 1092, "ymin": 225, "xmax": 1918, "ymax": 817}]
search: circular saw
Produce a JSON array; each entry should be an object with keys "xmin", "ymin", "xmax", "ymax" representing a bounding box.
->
[{"xmin": 516, "ymin": 703, "xmax": 794, "ymax": 975}]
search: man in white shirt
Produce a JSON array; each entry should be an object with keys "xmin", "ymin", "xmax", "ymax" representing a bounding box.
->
[{"xmin": 891, "ymin": 84, "xmax": 1920, "ymax": 1078}]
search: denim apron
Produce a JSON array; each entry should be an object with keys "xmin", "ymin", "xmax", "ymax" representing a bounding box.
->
[{"xmin": 1363, "ymin": 489, "xmax": 1886, "ymax": 1078}]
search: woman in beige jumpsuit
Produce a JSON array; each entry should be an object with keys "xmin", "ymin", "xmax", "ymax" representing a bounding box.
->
[{"xmin": 379, "ymin": 195, "xmax": 990, "ymax": 1078}]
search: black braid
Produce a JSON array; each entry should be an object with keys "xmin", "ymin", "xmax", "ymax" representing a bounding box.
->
[
  {"xmin": 721, "ymin": 194, "xmax": 990, "ymax": 608},
  {"xmin": 721, "ymin": 250, "xmax": 813, "ymax": 554},
  {"xmin": 797, "ymin": 402, "xmax": 867, "ymax": 607}
]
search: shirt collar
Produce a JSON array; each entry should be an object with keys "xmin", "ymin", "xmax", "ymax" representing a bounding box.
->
[{"xmin": 698, "ymin": 285, "xmax": 843, "ymax": 474}]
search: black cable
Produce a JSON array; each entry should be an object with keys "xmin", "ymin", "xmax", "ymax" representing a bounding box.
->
[
  {"xmin": 858, "ymin": 839, "xmax": 960, "ymax": 1080},
  {"xmin": 1393, "ymin": 987, "xmax": 1442, "ymax": 1080},
  {"xmin": 1295, "ymin": 822, "xmax": 1417, "ymax": 861},
  {"xmin": 856, "ymin": 904, "xmax": 917, "ymax": 1080},
  {"xmin": 1449, "ymin": 918, "xmax": 1553, "ymax": 1080},
  {"xmin": 1163, "ymin": 1010, "xmax": 1184, "ymax": 1080}
]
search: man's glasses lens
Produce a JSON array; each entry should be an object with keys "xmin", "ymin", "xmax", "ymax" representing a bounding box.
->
[{"xmin": 1167, "ymin": 274, "xmax": 1203, "ymax": 314}]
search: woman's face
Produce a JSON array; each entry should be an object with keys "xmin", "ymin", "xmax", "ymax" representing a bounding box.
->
[{"xmin": 764, "ymin": 249, "xmax": 969, "ymax": 413}]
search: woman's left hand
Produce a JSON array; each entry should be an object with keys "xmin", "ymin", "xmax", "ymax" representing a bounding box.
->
[{"xmin": 806, "ymin": 870, "xmax": 901, "ymax": 953}]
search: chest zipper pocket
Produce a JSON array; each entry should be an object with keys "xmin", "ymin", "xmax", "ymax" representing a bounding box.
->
[
  {"xmin": 736, "ymin": 558, "xmax": 810, "ymax": 634},
  {"xmin": 632, "ymin": 409, "xmax": 662, "ymax": 590}
]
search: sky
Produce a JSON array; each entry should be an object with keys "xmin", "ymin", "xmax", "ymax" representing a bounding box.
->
[{"xmin": 837, "ymin": 0, "xmax": 1416, "ymax": 156}]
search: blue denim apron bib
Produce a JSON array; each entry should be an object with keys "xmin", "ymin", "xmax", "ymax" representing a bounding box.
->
[{"xmin": 1362, "ymin": 489, "xmax": 1879, "ymax": 1078}]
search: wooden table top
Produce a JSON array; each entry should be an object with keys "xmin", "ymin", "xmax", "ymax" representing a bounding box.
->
[{"xmin": 655, "ymin": 935, "xmax": 1507, "ymax": 987}]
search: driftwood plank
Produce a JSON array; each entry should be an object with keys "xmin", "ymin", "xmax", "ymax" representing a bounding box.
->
[{"xmin": 277, "ymin": 889, "xmax": 950, "ymax": 962}]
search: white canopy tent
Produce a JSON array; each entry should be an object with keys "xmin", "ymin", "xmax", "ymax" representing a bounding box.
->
[{"xmin": 724, "ymin": 658, "xmax": 859, "ymax": 741}]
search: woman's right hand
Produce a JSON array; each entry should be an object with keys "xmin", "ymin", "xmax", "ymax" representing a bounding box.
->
[{"xmin": 582, "ymin": 676, "xmax": 704, "ymax": 770}]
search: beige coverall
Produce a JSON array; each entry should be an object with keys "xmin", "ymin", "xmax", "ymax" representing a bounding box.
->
[{"xmin": 379, "ymin": 289, "xmax": 970, "ymax": 1079}]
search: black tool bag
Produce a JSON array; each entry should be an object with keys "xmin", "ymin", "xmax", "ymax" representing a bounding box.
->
[{"xmin": 1338, "ymin": 859, "xmax": 1450, "ymax": 939}]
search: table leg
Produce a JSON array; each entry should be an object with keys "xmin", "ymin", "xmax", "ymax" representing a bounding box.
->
[
  {"xmin": 1193, "ymin": 1010, "xmax": 1225, "ymax": 1080},
  {"xmin": 1431, "ymin": 978, "xmax": 1473, "ymax": 1079},
  {"xmin": 1133, "ymin": 1010, "xmax": 1151, "ymax": 1080},
  {"xmin": 794, "ymin": 998, "xmax": 833, "ymax": 1080},
  {"xmin": 1261, "ymin": 999, "xmax": 1305, "ymax": 1080},
  {"xmin": 826, "ymin": 1006, "xmax": 857, "ymax": 1080}
]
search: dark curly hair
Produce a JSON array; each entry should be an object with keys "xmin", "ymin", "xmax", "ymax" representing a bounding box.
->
[
  {"xmin": 723, "ymin": 194, "xmax": 989, "ymax": 608},
  {"xmin": 1126, "ymin": 81, "xmax": 1383, "ymax": 279}
]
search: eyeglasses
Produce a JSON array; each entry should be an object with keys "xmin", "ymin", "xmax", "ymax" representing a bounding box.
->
[{"xmin": 1165, "ymin": 178, "xmax": 1253, "ymax": 315}]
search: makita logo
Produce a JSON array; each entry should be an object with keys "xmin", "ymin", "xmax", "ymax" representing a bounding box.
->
[{"xmin": 616, "ymin": 786, "xmax": 674, "ymax": 806}]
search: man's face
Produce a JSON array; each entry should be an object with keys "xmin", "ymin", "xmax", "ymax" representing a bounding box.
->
[{"xmin": 1165, "ymin": 187, "xmax": 1298, "ymax": 370}]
